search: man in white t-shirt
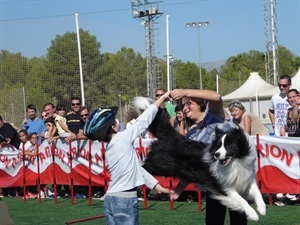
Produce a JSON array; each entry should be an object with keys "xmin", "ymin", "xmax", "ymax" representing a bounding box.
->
[{"xmin": 269, "ymin": 75, "xmax": 292, "ymax": 136}]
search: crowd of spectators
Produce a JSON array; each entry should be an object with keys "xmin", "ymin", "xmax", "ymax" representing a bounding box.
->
[{"xmin": 0, "ymin": 81, "xmax": 299, "ymax": 210}]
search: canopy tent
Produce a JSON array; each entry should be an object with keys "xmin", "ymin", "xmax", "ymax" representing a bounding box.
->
[
  {"xmin": 222, "ymin": 72, "xmax": 276, "ymax": 101},
  {"xmin": 291, "ymin": 68, "xmax": 300, "ymax": 90},
  {"xmin": 222, "ymin": 70, "xmax": 300, "ymax": 120}
]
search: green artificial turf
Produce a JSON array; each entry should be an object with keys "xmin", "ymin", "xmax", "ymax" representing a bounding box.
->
[{"xmin": 2, "ymin": 197, "xmax": 300, "ymax": 225}]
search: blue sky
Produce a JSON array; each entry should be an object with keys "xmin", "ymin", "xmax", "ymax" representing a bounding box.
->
[{"xmin": 0, "ymin": 0, "xmax": 299, "ymax": 63}]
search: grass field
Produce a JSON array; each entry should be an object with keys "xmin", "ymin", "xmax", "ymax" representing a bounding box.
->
[{"xmin": 2, "ymin": 197, "xmax": 300, "ymax": 225}]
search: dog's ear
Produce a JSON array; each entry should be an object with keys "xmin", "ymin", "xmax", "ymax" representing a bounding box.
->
[{"xmin": 215, "ymin": 127, "xmax": 225, "ymax": 139}]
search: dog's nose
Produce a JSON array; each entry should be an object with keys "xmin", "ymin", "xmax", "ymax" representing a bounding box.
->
[{"xmin": 214, "ymin": 152, "xmax": 220, "ymax": 158}]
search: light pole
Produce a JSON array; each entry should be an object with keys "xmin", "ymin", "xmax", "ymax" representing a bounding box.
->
[
  {"xmin": 117, "ymin": 92, "xmax": 123, "ymax": 124},
  {"xmin": 186, "ymin": 21, "xmax": 209, "ymax": 89}
]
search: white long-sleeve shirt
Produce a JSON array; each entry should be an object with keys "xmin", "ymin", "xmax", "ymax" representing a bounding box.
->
[{"xmin": 105, "ymin": 104, "xmax": 158, "ymax": 194}]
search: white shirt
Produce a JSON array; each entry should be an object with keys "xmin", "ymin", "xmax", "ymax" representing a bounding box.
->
[{"xmin": 105, "ymin": 104, "xmax": 158, "ymax": 194}]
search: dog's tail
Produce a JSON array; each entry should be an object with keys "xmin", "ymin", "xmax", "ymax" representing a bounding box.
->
[{"xmin": 132, "ymin": 96, "xmax": 179, "ymax": 139}]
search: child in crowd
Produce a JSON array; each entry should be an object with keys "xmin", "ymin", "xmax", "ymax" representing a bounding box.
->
[
  {"xmin": 54, "ymin": 105, "xmax": 75, "ymax": 142},
  {"xmin": 44, "ymin": 117, "xmax": 59, "ymax": 143},
  {"xmin": 20, "ymin": 132, "xmax": 39, "ymax": 198},
  {"xmin": 21, "ymin": 132, "xmax": 39, "ymax": 160},
  {"xmin": 18, "ymin": 129, "xmax": 31, "ymax": 153}
]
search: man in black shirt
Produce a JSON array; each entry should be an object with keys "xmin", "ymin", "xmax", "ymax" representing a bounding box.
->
[
  {"xmin": 66, "ymin": 97, "xmax": 82, "ymax": 139},
  {"xmin": 66, "ymin": 97, "xmax": 87, "ymax": 198},
  {"xmin": 0, "ymin": 116, "xmax": 20, "ymax": 149}
]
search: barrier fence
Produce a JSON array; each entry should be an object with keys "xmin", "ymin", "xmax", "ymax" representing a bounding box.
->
[{"xmin": 0, "ymin": 136, "xmax": 299, "ymax": 203}]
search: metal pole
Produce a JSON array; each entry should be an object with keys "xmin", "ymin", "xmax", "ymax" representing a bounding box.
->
[
  {"xmin": 22, "ymin": 87, "xmax": 26, "ymax": 118},
  {"xmin": 75, "ymin": 13, "xmax": 85, "ymax": 106},
  {"xmin": 118, "ymin": 93, "xmax": 122, "ymax": 124},
  {"xmin": 186, "ymin": 21, "xmax": 209, "ymax": 89},
  {"xmin": 197, "ymin": 27, "xmax": 202, "ymax": 89},
  {"xmin": 166, "ymin": 15, "xmax": 170, "ymax": 91}
]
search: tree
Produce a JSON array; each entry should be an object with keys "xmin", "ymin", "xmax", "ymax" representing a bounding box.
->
[
  {"xmin": 173, "ymin": 60, "xmax": 199, "ymax": 89},
  {"xmin": 86, "ymin": 47, "xmax": 146, "ymax": 109},
  {"xmin": 46, "ymin": 29, "xmax": 102, "ymax": 106},
  {"xmin": 0, "ymin": 50, "xmax": 28, "ymax": 87}
]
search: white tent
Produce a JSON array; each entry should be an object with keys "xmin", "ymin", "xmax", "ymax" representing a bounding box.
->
[
  {"xmin": 222, "ymin": 69, "xmax": 300, "ymax": 120},
  {"xmin": 291, "ymin": 68, "xmax": 300, "ymax": 90},
  {"xmin": 222, "ymin": 72, "xmax": 277, "ymax": 119},
  {"xmin": 222, "ymin": 72, "xmax": 275, "ymax": 101}
]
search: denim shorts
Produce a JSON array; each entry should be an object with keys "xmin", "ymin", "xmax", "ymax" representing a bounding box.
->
[{"xmin": 104, "ymin": 195, "xmax": 139, "ymax": 225}]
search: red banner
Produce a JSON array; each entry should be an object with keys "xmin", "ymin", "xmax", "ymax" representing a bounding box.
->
[
  {"xmin": 1, "ymin": 136, "xmax": 299, "ymax": 194},
  {"xmin": 256, "ymin": 136, "xmax": 300, "ymax": 194}
]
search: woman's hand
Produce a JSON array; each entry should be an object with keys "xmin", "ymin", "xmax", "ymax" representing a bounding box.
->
[{"xmin": 170, "ymin": 89, "xmax": 187, "ymax": 100}]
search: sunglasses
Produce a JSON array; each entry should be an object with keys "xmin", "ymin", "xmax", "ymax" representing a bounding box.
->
[
  {"xmin": 156, "ymin": 94, "xmax": 164, "ymax": 97},
  {"xmin": 81, "ymin": 114, "xmax": 89, "ymax": 117},
  {"xmin": 71, "ymin": 103, "xmax": 80, "ymax": 106},
  {"xmin": 228, "ymin": 100, "xmax": 240, "ymax": 107},
  {"xmin": 277, "ymin": 83, "xmax": 290, "ymax": 88}
]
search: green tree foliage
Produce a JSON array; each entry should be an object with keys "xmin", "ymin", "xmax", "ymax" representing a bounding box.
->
[
  {"xmin": 87, "ymin": 47, "xmax": 146, "ymax": 109},
  {"xmin": 25, "ymin": 57, "xmax": 51, "ymax": 110},
  {"xmin": 1, "ymin": 29, "xmax": 300, "ymax": 125},
  {"xmin": 277, "ymin": 45, "xmax": 300, "ymax": 75},
  {"xmin": 46, "ymin": 29, "xmax": 101, "ymax": 106},
  {"xmin": 173, "ymin": 60, "xmax": 199, "ymax": 89},
  {"xmin": 0, "ymin": 50, "xmax": 28, "ymax": 86}
]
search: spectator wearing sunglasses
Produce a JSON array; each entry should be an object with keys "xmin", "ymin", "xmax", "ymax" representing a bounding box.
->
[
  {"xmin": 228, "ymin": 100, "xmax": 269, "ymax": 136},
  {"xmin": 155, "ymin": 89, "xmax": 176, "ymax": 126},
  {"xmin": 269, "ymin": 75, "xmax": 292, "ymax": 136},
  {"xmin": 76, "ymin": 106, "xmax": 90, "ymax": 140},
  {"xmin": 66, "ymin": 97, "xmax": 82, "ymax": 141}
]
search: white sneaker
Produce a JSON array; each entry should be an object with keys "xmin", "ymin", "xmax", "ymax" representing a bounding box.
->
[
  {"xmin": 39, "ymin": 190, "xmax": 45, "ymax": 198},
  {"xmin": 286, "ymin": 194, "xmax": 296, "ymax": 199},
  {"xmin": 276, "ymin": 193, "xmax": 284, "ymax": 198}
]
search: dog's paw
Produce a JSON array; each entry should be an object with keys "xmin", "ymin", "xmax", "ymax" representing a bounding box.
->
[
  {"xmin": 256, "ymin": 202, "xmax": 266, "ymax": 216},
  {"xmin": 246, "ymin": 208, "xmax": 259, "ymax": 221},
  {"xmin": 132, "ymin": 96, "xmax": 154, "ymax": 110}
]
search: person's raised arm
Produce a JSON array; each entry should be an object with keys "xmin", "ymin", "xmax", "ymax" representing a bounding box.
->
[
  {"xmin": 153, "ymin": 91, "xmax": 171, "ymax": 108},
  {"xmin": 170, "ymin": 89, "xmax": 224, "ymax": 115}
]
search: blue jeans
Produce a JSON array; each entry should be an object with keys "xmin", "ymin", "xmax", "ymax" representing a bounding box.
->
[{"xmin": 104, "ymin": 195, "xmax": 139, "ymax": 225}]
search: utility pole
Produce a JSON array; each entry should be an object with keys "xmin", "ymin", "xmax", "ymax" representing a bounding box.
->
[
  {"xmin": 263, "ymin": 0, "xmax": 279, "ymax": 85},
  {"xmin": 186, "ymin": 21, "xmax": 209, "ymax": 89},
  {"xmin": 130, "ymin": 0, "xmax": 163, "ymax": 98}
]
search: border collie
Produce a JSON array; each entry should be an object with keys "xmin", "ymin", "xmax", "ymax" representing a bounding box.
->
[{"xmin": 133, "ymin": 97, "xmax": 266, "ymax": 221}]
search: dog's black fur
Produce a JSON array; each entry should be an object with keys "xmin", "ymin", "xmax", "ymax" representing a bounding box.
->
[
  {"xmin": 137, "ymin": 100, "xmax": 266, "ymax": 220},
  {"xmin": 144, "ymin": 108, "xmax": 231, "ymax": 195}
]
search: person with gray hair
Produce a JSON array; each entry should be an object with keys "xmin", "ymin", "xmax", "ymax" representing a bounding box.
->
[{"xmin": 228, "ymin": 100, "xmax": 269, "ymax": 136}]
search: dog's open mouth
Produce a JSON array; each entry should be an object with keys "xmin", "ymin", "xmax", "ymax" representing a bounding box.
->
[{"xmin": 219, "ymin": 157, "xmax": 231, "ymax": 166}]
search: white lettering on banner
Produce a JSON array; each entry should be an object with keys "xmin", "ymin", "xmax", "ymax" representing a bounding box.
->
[
  {"xmin": 133, "ymin": 138, "xmax": 154, "ymax": 161},
  {"xmin": 256, "ymin": 136, "xmax": 300, "ymax": 179},
  {"xmin": 1, "ymin": 137, "xmax": 299, "ymax": 185},
  {"xmin": 0, "ymin": 144, "xmax": 22, "ymax": 176},
  {"xmin": 52, "ymin": 139, "xmax": 105, "ymax": 175}
]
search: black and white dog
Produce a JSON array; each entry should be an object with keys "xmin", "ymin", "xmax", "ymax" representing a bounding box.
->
[{"xmin": 133, "ymin": 97, "xmax": 266, "ymax": 221}]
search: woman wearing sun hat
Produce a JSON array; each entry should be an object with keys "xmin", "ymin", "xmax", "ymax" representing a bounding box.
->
[{"xmin": 228, "ymin": 100, "xmax": 269, "ymax": 136}]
